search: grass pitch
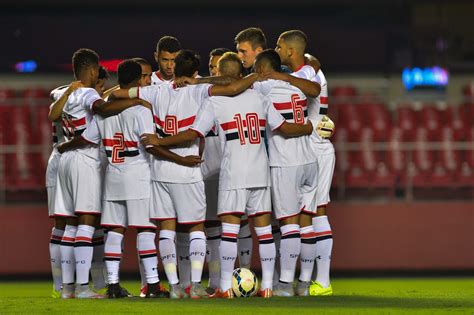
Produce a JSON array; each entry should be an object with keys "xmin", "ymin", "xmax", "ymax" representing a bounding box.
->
[{"xmin": 0, "ymin": 278, "xmax": 473, "ymax": 314}]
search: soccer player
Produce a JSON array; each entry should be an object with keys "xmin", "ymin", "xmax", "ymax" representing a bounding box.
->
[
  {"xmin": 208, "ymin": 48, "xmax": 231, "ymax": 76},
  {"xmin": 152, "ymin": 36, "xmax": 181, "ymax": 85},
  {"xmin": 58, "ymin": 59, "xmax": 168, "ymax": 298},
  {"xmin": 46, "ymin": 81, "xmax": 84, "ymax": 298},
  {"xmin": 53, "ymin": 48, "xmax": 145, "ymax": 299},
  {"xmin": 95, "ymin": 66, "xmax": 110, "ymax": 96},
  {"xmin": 250, "ymin": 49, "xmax": 321, "ymax": 297},
  {"xmin": 142, "ymin": 52, "xmax": 314, "ymax": 299},
  {"xmin": 276, "ymin": 30, "xmax": 336, "ymax": 296},
  {"xmin": 133, "ymin": 57, "xmax": 153, "ymax": 87},
  {"xmin": 234, "ymin": 27, "xmax": 267, "ymax": 72}
]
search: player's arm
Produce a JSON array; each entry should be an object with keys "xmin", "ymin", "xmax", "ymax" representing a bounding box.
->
[
  {"xmin": 175, "ymin": 76, "xmax": 235, "ymax": 86},
  {"xmin": 209, "ymin": 73, "xmax": 266, "ymax": 96},
  {"xmin": 93, "ymin": 97, "xmax": 152, "ymax": 118},
  {"xmin": 145, "ymin": 144, "xmax": 203, "ymax": 167},
  {"xmin": 267, "ymin": 72, "xmax": 321, "ymax": 98},
  {"xmin": 304, "ymin": 53, "xmax": 321, "ymax": 73},
  {"xmin": 142, "ymin": 130, "xmax": 200, "ymax": 148},
  {"xmin": 48, "ymin": 81, "xmax": 84, "ymax": 122},
  {"xmin": 56, "ymin": 136, "xmax": 94, "ymax": 154},
  {"xmin": 277, "ymin": 121, "xmax": 313, "ymax": 137}
]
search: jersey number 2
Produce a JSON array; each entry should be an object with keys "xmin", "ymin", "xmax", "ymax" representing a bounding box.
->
[
  {"xmin": 111, "ymin": 132, "xmax": 125, "ymax": 164},
  {"xmin": 233, "ymin": 113, "xmax": 261, "ymax": 145}
]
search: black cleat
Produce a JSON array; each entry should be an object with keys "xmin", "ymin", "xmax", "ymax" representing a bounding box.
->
[
  {"xmin": 146, "ymin": 282, "xmax": 170, "ymax": 298},
  {"xmin": 107, "ymin": 283, "xmax": 130, "ymax": 298}
]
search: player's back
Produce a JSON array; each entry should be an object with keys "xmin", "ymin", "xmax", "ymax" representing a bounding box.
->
[{"xmin": 210, "ymin": 89, "xmax": 270, "ymax": 190}]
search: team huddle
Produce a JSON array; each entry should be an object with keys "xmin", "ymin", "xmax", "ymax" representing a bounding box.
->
[{"xmin": 46, "ymin": 27, "xmax": 336, "ymax": 299}]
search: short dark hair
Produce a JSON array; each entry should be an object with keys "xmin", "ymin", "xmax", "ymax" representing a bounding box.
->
[
  {"xmin": 234, "ymin": 27, "xmax": 267, "ymax": 50},
  {"xmin": 255, "ymin": 49, "xmax": 281, "ymax": 72},
  {"xmin": 279, "ymin": 30, "xmax": 308, "ymax": 52},
  {"xmin": 156, "ymin": 36, "xmax": 181, "ymax": 54},
  {"xmin": 132, "ymin": 57, "xmax": 151, "ymax": 67},
  {"xmin": 117, "ymin": 59, "xmax": 142, "ymax": 86},
  {"xmin": 72, "ymin": 48, "xmax": 99, "ymax": 77},
  {"xmin": 174, "ymin": 50, "xmax": 200, "ymax": 78},
  {"xmin": 217, "ymin": 52, "xmax": 243, "ymax": 77},
  {"xmin": 98, "ymin": 66, "xmax": 110, "ymax": 80},
  {"xmin": 209, "ymin": 48, "xmax": 231, "ymax": 58}
]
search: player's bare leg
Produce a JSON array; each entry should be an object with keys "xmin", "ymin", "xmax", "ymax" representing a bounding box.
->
[
  {"xmin": 238, "ymin": 217, "xmax": 253, "ymax": 269},
  {"xmin": 186, "ymin": 222, "xmax": 208, "ymax": 298},
  {"xmin": 176, "ymin": 224, "xmax": 191, "ymax": 293},
  {"xmin": 60, "ymin": 216, "xmax": 78, "ymax": 299},
  {"xmin": 310, "ymin": 206, "xmax": 333, "ymax": 296},
  {"xmin": 274, "ymin": 215, "xmax": 300, "ymax": 296},
  {"xmin": 205, "ymin": 220, "xmax": 221, "ymax": 294},
  {"xmin": 74, "ymin": 213, "xmax": 104, "ymax": 298},
  {"xmin": 50, "ymin": 217, "xmax": 66, "ymax": 297},
  {"xmin": 252, "ymin": 213, "xmax": 276, "ymax": 298},
  {"xmin": 296, "ymin": 212, "xmax": 318, "ymax": 296},
  {"xmin": 159, "ymin": 219, "xmax": 185, "ymax": 298}
]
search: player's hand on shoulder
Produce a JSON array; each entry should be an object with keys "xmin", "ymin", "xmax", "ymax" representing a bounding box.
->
[
  {"xmin": 180, "ymin": 155, "xmax": 204, "ymax": 167},
  {"xmin": 57, "ymin": 143, "xmax": 66, "ymax": 154},
  {"xmin": 258, "ymin": 71, "xmax": 273, "ymax": 81},
  {"xmin": 265, "ymin": 71, "xmax": 286, "ymax": 81},
  {"xmin": 316, "ymin": 115, "xmax": 335, "ymax": 139},
  {"xmin": 175, "ymin": 76, "xmax": 196, "ymax": 87},
  {"xmin": 67, "ymin": 80, "xmax": 84, "ymax": 94},
  {"xmin": 140, "ymin": 133, "xmax": 160, "ymax": 147}
]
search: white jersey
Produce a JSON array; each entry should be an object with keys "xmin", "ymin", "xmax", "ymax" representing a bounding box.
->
[
  {"xmin": 138, "ymin": 82, "xmax": 211, "ymax": 183},
  {"xmin": 191, "ymin": 89, "xmax": 285, "ymax": 190},
  {"xmin": 201, "ymin": 126, "xmax": 222, "ymax": 180},
  {"xmin": 46, "ymin": 86, "xmax": 68, "ymax": 187},
  {"xmin": 61, "ymin": 87, "xmax": 103, "ymax": 160},
  {"xmin": 82, "ymin": 106, "xmax": 154, "ymax": 200},
  {"xmin": 151, "ymin": 71, "xmax": 171, "ymax": 85},
  {"xmin": 253, "ymin": 79, "xmax": 315, "ymax": 167},
  {"xmin": 292, "ymin": 66, "xmax": 333, "ymax": 150}
]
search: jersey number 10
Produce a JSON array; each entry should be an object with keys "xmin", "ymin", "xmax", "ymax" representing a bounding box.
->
[{"xmin": 233, "ymin": 113, "xmax": 261, "ymax": 145}]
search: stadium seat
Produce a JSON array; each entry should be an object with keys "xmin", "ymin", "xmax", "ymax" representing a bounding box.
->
[
  {"xmin": 419, "ymin": 105, "xmax": 442, "ymax": 140},
  {"xmin": 22, "ymin": 88, "xmax": 49, "ymax": 107},
  {"xmin": 0, "ymin": 89, "xmax": 16, "ymax": 106},
  {"xmin": 395, "ymin": 105, "xmax": 417, "ymax": 141}
]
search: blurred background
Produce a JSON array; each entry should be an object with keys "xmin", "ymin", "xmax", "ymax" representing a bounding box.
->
[{"xmin": 0, "ymin": 0, "xmax": 472, "ymax": 277}]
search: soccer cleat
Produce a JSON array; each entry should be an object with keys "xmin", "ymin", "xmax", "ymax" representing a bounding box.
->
[
  {"xmin": 184, "ymin": 285, "xmax": 191, "ymax": 296},
  {"xmin": 189, "ymin": 282, "xmax": 209, "ymax": 299},
  {"xmin": 210, "ymin": 288, "xmax": 234, "ymax": 299},
  {"xmin": 309, "ymin": 281, "xmax": 333, "ymax": 296},
  {"xmin": 205, "ymin": 286, "xmax": 217, "ymax": 296},
  {"xmin": 296, "ymin": 281, "xmax": 311, "ymax": 296},
  {"xmin": 51, "ymin": 288, "xmax": 61, "ymax": 299},
  {"xmin": 60, "ymin": 283, "xmax": 75, "ymax": 299},
  {"xmin": 106, "ymin": 283, "xmax": 130, "ymax": 299},
  {"xmin": 75, "ymin": 284, "xmax": 105, "ymax": 299},
  {"xmin": 273, "ymin": 282, "xmax": 295, "ymax": 297},
  {"xmin": 169, "ymin": 283, "xmax": 187, "ymax": 299},
  {"xmin": 146, "ymin": 282, "xmax": 170, "ymax": 298},
  {"xmin": 139, "ymin": 285, "xmax": 148, "ymax": 298},
  {"xmin": 257, "ymin": 288, "xmax": 273, "ymax": 298}
]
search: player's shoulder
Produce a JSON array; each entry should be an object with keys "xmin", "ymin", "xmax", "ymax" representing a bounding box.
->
[{"xmin": 50, "ymin": 85, "xmax": 68, "ymax": 101}]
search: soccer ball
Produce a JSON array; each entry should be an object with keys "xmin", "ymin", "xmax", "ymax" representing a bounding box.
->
[{"xmin": 232, "ymin": 268, "xmax": 258, "ymax": 297}]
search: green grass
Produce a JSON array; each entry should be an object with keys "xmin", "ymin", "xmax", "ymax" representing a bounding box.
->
[{"xmin": 0, "ymin": 278, "xmax": 473, "ymax": 314}]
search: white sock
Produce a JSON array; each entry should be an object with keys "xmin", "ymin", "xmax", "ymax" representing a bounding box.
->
[
  {"xmin": 279, "ymin": 224, "xmax": 300, "ymax": 283},
  {"xmin": 91, "ymin": 229, "xmax": 106, "ymax": 290},
  {"xmin": 159, "ymin": 230, "xmax": 178, "ymax": 285},
  {"xmin": 60, "ymin": 225, "xmax": 77, "ymax": 285},
  {"xmin": 219, "ymin": 223, "xmax": 239, "ymax": 291},
  {"xmin": 254, "ymin": 225, "xmax": 276, "ymax": 290},
  {"xmin": 137, "ymin": 232, "xmax": 159, "ymax": 284},
  {"xmin": 74, "ymin": 224, "xmax": 95, "ymax": 285},
  {"xmin": 238, "ymin": 223, "xmax": 253, "ymax": 268},
  {"xmin": 104, "ymin": 231, "xmax": 123, "ymax": 284},
  {"xmin": 205, "ymin": 226, "xmax": 221, "ymax": 289},
  {"xmin": 272, "ymin": 226, "xmax": 281, "ymax": 286},
  {"xmin": 50, "ymin": 227, "xmax": 64, "ymax": 291},
  {"xmin": 299, "ymin": 225, "xmax": 317, "ymax": 282},
  {"xmin": 176, "ymin": 232, "xmax": 191, "ymax": 288},
  {"xmin": 313, "ymin": 216, "xmax": 333, "ymax": 288},
  {"xmin": 189, "ymin": 231, "xmax": 206, "ymax": 283}
]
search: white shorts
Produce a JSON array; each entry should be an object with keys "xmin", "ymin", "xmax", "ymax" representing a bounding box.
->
[
  {"xmin": 101, "ymin": 198, "xmax": 156, "ymax": 229},
  {"xmin": 205, "ymin": 178, "xmax": 219, "ymax": 222},
  {"xmin": 47, "ymin": 186, "xmax": 56, "ymax": 218},
  {"xmin": 271, "ymin": 163, "xmax": 318, "ymax": 220},
  {"xmin": 54, "ymin": 152, "xmax": 102, "ymax": 217},
  {"xmin": 150, "ymin": 181, "xmax": 206, "ymax": 224},
  {"xmin": 218, "ymin": 187, "xmax": 271, "ymax": 217},
  {"xmin": 315, "ymin": 152, "xmax": 335, "ymax": 208}
]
